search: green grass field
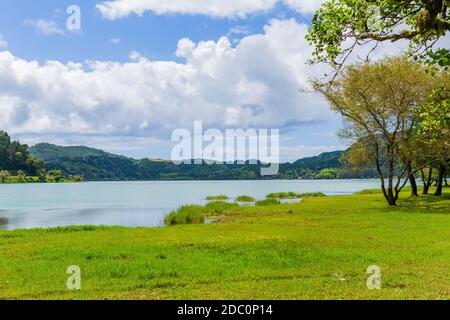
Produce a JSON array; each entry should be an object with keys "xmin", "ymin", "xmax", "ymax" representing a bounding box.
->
[{"xmin": 0, "ymin": 187, "xmax": 449, "ymax": 300}]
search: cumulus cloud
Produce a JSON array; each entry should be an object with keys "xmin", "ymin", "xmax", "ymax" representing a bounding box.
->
[
  {"xmin": 0, "ymin": 19, "xmax": 332, "ymax": 139},
  {"xmin": 96, "ymin": 0, "xmax": 327, "ymax": 19},
  {"xmin": 23, "ymin": 19, "xmax": 64, "ymax": 35},
  {"xmin": 0, "ymin": 35, "xmax": 8, "ymax": 49}
]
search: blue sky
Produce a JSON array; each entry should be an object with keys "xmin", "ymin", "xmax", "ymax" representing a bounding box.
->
[{"xmin": 0, "ymin": 1, "xmax": 362, "ymax": 162}]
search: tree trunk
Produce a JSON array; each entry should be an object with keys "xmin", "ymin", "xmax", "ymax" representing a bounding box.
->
[
  {"xmin": 434, "ymin": 165, "xmax": 446, "ymax": 196},
  {"xmin": 421, "ymin": 168, "xmax": 433, "ymax": 195},
  {"xmin": 387, "ymin": 187, "xmax": 397, "ymax": 205},
  {"xmin": 406, "ymin": 161, "xmax": 418, "ymax": 197}
]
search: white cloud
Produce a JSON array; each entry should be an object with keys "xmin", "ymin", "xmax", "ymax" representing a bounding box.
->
[
  {"xmin": 24, "ymin": 19, "xmax": 64, "ymax": 35},
  {"xmin": 283, "ymin": 0, "xmax": 326, "ymax": 14},
  {"xmin": 0, "ymin": 35, "xmax": 8, "ymax": 49},
  {"xmin": 110, "ymin": 37, "xmax": 121, "ymax": 44},
  {"xmin": 97, "ymin": 0, "xmax": 278, "ymax": 19},
  {"xmin": 0, "ymin": 18, "xmax": 416, "ymax": 158},
  {"xmin": 96, "ymin": 0, "xmax": 327, "ymax": 19},
  {"xmin": 228, "ymin": 25, "xmax": 251, "ymax": 37},
  {"xmin": 0, "ymin": 19, "xmax": 331, "ymax": 138}
]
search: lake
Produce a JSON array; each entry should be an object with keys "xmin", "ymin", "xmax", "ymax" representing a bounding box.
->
[{"xmin": 0, "ymin": 179, "xmax": 380, "ymax": 230}]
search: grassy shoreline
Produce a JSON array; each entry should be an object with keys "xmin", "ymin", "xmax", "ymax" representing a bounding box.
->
[{"xmin": 0, "ymin": 188, "xmax": 449, "ymax": 300}]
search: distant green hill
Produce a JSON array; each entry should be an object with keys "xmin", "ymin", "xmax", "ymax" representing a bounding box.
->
[
  {"xmin": 0, "ymin": 131, "xmax": 44, "ymax": 175},
  {"xmin": 29, "ymin": 143, "xmax": 139, "ymax": 180},
  {"xmin": 30, "ymin": 143, "xmax": 377, "ymax": 181}
]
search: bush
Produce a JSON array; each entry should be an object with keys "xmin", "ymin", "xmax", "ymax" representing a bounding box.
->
[
  {"xmin": 236, "ymin": 195, "xmax": 256, "ymax": 203},
  {"xmin": 165, "ymin": 205, "xmax": 205, "ymax": 225},
  {"xmin": 206, "ymin": 195, "xmax": 229, "ymax": 201},
  {"xmin": 256, "ymin": 199, "xmax": 280, "ymax": 206}
]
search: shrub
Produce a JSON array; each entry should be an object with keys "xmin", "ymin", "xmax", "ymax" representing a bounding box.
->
[
  {"xmin": 0, "ymin": 170, "xmax": 11, "ymax": 183},
  {"xmin": 206, "ymin": 195, "xmax": 229, "ymax": 201},
  {"xmin": 256, "ymin": 199, "xmax": 280, "ymax": 206},
  {"xmin": 236, "ymin": 195, "xmax": 256, "ymax": 203},
  {"xmin": 165, "ymin": 205, "xmax": 205, "ymax": 225}
]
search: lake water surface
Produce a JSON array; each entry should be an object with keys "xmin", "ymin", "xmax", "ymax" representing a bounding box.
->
[{"xmin": 0, "ymin": 180, "xmax": 380, "ymax": 230}]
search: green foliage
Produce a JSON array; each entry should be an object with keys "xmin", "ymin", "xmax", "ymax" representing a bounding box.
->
[
  {"xmin": 206, "ymin": 195, "xmax": 229, "ymax": 201},
  {"xmin": 165, "ymin": 205, "xmax": 205, "ymax": 225},
  {"xmin": 0, "ymin": 131, "xmax": 44, "ymax": 175},
  {"xmin": 236, "ymin": 195, "xmax": 256, "ymax": 203},
  {"xmin": 297, "ymin": 193, "xmax": 326, "ymax": 198},
  {"xmin": 267, "ymin": 192, "xmax": 301, "ymax": 199},
  {"xmin": 204, "ymin": 201, "xmax": 239, "ymax": 216},
  {"xmin": 30, "ymin": 143, "xmax": 378, "ymax": 181},
  {"xmin": 256, "ymin": 199, "xmax": 281, "ymax": 206},
  {"xmin": 266, "ymin": 192, "xmax": 325, "ymax": 199},
  {"xmin": 45, "ymin": 170, "xmax": 64, "ymax": 183},
  {"xmin": 315, "ymin": 168, "xmax": 339, "ymax": 179},
  {"xmin": 165, "ymin": 201, "xmax": 240, "ymax": 225},
  {"xmin": 72, "ymin": 175, "xmax": 83, "ymax": 182},
  {"xmin": 0, "ymin": 170, "xmax": 10, "ymax": 183},
  {"xmin": 307, "ymin": 0, "xmax": 450, "ymax": 68}
]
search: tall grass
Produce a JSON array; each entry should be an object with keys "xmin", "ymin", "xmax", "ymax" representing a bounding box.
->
[
  {"xmin": 236, "ymin": 195, "xmax": 256, "ymax": 203},
  {"xmin": 266, "ymin": 192, "xmax": 301, "ymax": 199},
  {"xmin": 206, "ymin": 195, "xmax": 229, "ymax": 201},
  {"xmin": 266, "ymin": 192, "xmax": 326, "ymax": 199},
  {"xmin": 204, "ymin": 201, "xmax": 238, "ymax": 216},
  {"xmin": 165, "ymin": 202, "xmax": 239, "ymax": 225},
  {"xmin": 256, "ymin": 199, "xmax": 280, "ymax": 206},
  {"xmin": 298, "ymin": 192, "xmax": 326, "ymax": 197},
  {"xmin": 165, "ymin": 205, "xmax": 205, "ymax": 225}
]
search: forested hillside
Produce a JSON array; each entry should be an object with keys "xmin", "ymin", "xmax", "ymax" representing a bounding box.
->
[
  {"xmin": 0, "ymin": 131, "xmax": 44, "ymax": 175},
  {"xmin": 29, "ymin": 143, "xmax": 377, "ymax": 181}
]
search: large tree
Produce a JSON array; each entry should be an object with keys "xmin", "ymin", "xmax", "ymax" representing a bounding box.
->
[
  {"xmin": 307, "ymin": 0, "xmax": 450, "ymax": 70},
  {"xmin": 314, "ymin": 57, "xmax": 433, "ymax": 205}
]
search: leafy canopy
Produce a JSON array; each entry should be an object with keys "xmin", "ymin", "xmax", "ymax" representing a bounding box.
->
[{"xmin": 307, "ymin": 0, "xmax": 450, "ymax": 69}]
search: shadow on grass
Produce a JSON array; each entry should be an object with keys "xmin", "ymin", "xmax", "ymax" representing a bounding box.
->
[{"xmin": 381, "ymin": 192, "xmax": 450, "ymax": 214}]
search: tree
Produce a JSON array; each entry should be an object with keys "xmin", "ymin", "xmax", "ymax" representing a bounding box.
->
[
  {"xmin": 46, "ymin": 170, "xmax": 64, "ymax": 183},
  {"xmin": 307, "ymin": 0, "xmax": 450, "ymax": 70},
  {"xmin": 0, "ymin": 170, "xmax": 10, "ymax": 183},
  {"xmin": 415, "ymin": 76, "xmax": 450, "ymax": 195},
  {"xmin": 314, "ymin": 57, "xmax": 433, "ymax": 205},
  {"xmin": 0, "ymin": 131, "xmax": 45, "ymax": 175}
]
